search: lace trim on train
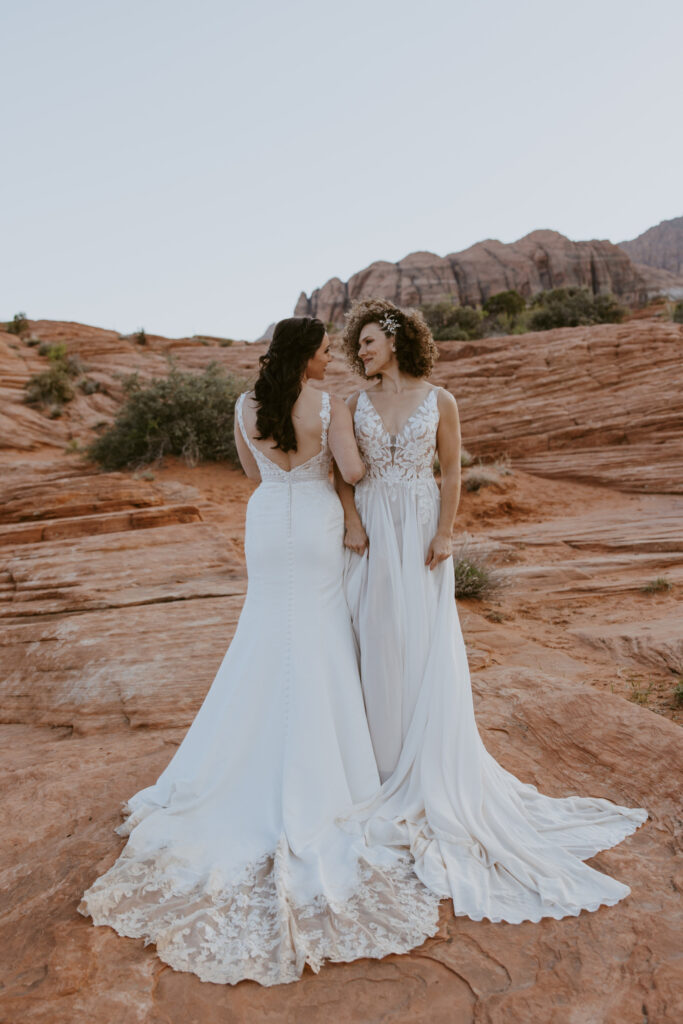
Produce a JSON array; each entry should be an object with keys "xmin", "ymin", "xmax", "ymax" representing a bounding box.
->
[{"xmin": 79, "ymin": 835, "xmax": 440, "ymax": 986}]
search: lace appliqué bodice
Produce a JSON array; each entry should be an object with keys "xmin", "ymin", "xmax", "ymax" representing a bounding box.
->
[
  {"xmin": 237, "ymin": 391, "xmax": 331, "ymax": 483},
  {"xmin": 354, "ymin": 388, "xmax": 440, "ymax": 522}
]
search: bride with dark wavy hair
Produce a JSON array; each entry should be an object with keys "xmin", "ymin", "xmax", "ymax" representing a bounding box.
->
[{"xmin": 79, "ymin": 315, "xmax": 439, "ymax": 986}]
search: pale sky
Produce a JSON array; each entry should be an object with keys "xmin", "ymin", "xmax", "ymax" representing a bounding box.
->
[{"xmin": 2, "ymin": 0, "xmax": 682, "ymax": 340}]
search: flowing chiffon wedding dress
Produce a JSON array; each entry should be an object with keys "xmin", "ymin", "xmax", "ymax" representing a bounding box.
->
[
  {"xmin": 80, "ymin": 391, "xmax": 440, "ymax": 986},
  {"xmin": 343, "ymin": 386, "xmax": 649, "ymax": 924}
]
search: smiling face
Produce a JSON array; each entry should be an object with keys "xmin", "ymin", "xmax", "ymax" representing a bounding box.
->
[
  {"xmin": 304, "ymin": 333, "xmax": 332, "ymax": 380},
  {"xmin": 357, "ymin": 322, "xmax": 396, "ymax": 377}
]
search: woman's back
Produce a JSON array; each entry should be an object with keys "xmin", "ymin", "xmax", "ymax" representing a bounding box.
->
[
  {"xmin": 239, "ymin": 387, "xmax": 328, "ymax": 472},
  {"xmin": 236, "ymin": 385, "xmax": 365, "ymax": 486}
]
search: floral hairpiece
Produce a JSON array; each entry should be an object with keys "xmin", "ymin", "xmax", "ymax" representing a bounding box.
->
[{"xmin": 378, "ymin": 313, "xmax": 400, "ymax": 335}]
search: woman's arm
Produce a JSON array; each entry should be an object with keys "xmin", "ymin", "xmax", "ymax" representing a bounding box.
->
[
  {"xmin": 333, "ymin": 463, "xmax": 368, "ymax": 554},
  {"xmin": 425, "ymin": 388, "xmax": 461, "ymax": 571},
  {"xmin": 328, "ymin": 396, "xmax": 365, "ymax": 485},
  {"xmin": 331, "ymin": 393, "xmax": 368, "ymax": 555},
  {"xmin": 233, "ymin": 400, "xmax": 261, "ymax": 482}
]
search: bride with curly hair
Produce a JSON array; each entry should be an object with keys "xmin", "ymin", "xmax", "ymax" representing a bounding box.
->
[{"xmin": 336, "ymin": 297, "xmax": 648, "ymax": 925}]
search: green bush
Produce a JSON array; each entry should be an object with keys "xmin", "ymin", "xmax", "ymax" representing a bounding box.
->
[
  {"xmin": 528, "ymin": 287, "xmax": 625, "ymax": 331},
  {"xmin": 672, "ymin": 301, "xmax": 683, "ymax": 324},
  {"xmin": 24, "ymin": 368, "xmax": 75, "ymax": 407},
  {"xmin": 420, "ymin": 301, "xmax": 485, "ymax": 341},
  {"xmin": 422, "ymin": 287, "xmax": 626, "ymax": 342},
  {"xmin": 483, "ymin": 290, "xmax": 526, "ymax": 319},
  {"xmin": 5, "ymin": 312, "xmax": 29, "ymax": 335},
  {"xmin": 88, "ymin": 363, "xmax": 248, "ymax": 469},
  {"xmin": 24, "ymin": 341, "xmax": 86, "ymax": 408},
  {"xmin": 640, "ymin": 577, "xmax": 672, "ymax": 594},
  {"xmin": 134, "ymin": 329, "xmax": 147, "ymax": 345}
]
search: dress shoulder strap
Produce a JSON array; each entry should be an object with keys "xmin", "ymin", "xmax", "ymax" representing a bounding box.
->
[
  {"xmin": 236, "ymin": 392, "xmax": 259, "ymax": 459},
  {"xmin": 320, "ymin": 391, "xmax": 331, "ymax": 448}
]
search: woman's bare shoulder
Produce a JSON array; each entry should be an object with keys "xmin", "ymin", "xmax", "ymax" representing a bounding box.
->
[
  {"xmin": 344, "ymin": 384, "xmax": 376, "ymax": 414},
  {"xmin": 434, "ymin": 385, "xmax": 458, "ymax": 409}
]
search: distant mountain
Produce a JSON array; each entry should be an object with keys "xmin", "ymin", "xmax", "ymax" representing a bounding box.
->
[
  {"xmin": 619, "ymin": 216, "xmax": 683, "ymax": 276},
  {"xmin": 295, "ymin": 229, "xmax": 650, "ymax": 327}
]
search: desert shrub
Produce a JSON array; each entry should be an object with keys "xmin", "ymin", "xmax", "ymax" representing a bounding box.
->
[
  {"xmin": 673, "ymin": 677, "xmax": 683, "ymax": 706},
  {"xmin": 420, "ymin": 301, "xmax": 485, "ymax": 341},
  {"xmin": 24, "ymin": 367, "xmax": 75, "ymax": 407},
  {"xmin": 38, "ymin": 343, "xmax": 83, "ymax": 374},
  {"xmin": 464, "ymin": 456, "xmax": 512, "ymax": 491},
  {"xmin": 672, "ymin": 301, "xmax": 683, "ymax": 324},
  {"xmin": 78, "ymin": 377, "xmax": 101, "ymax": 394},
  {"xmin": 640, "ymin": 577, "xmax": 672, "ymax": 594},
  {"xmin": 452, "ymin": 540, "xmax": 505, "ymax": 599},
  {"xmin": 24, "ymin": 341, "xmax": 86, "ymax": 408},
  {"xmin": 483, "ymin": 290, "xmax": 526, "ymax": 319},
  {"xmin": 46, "ymin": 342, "xmax": 67, "ymax": 362},
  {"xmin": 65, "ymin": 354, "xmax": 86, "ymax": 376},
  {"xmin": 464, "ymin": 471, "xmax": 492, "ymax": 493},
  {"xmin": 460, "ymin": 447, "xmax": 474, "ymax": 467},
  {"xmin": 5, "ymin": 312, "xmax": 29, "ymax": 335},
  {"xmin": 528, "ymin": 287, "xmax": 625, "ymax": 331},
  {"xmin": 88, "ymin": 362, "xmax": 248, "ymax": 469},
  {"xmin": 192, "ymin": 335, "xmax": 235, "ymax": 347},
  {"xmin": 134, "ymin": 329, "xmax": 147, "ymax": 345}
]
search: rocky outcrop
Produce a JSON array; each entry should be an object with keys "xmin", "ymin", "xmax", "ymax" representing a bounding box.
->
[
  {"xmin": 1, "ymin": 316, "xmax": 682, "ymax": 1023},
  {"xmin": 432, "ymin": 318, "xmax": 683, "ymax": 493},
  {"xmin": 295, "ymin": 230, "xmax": 649, "ymax": 326},
  {"xmin": 619, "ymin": 215, "xmax": 683, "ymax": 276}
]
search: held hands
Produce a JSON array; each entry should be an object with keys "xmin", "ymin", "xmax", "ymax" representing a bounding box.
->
[
  {"xmin": 344, "ymin": 518, "xmax": 369, "ymax": 556},
  {"xmin": 425, "ymin": 532, "xmax": 452, "ymax": 571}
]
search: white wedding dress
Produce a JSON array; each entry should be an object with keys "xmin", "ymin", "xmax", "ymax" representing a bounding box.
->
[
  {"xmin": 80, "ymin": 391, "xmax": 440, "ymax": 986},
  {"xmin": 343, "ymin": 386, "xmax": 649, "ymax": 924}
]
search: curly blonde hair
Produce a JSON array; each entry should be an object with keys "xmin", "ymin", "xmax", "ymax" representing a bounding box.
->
[{"xmin": 341, "ymin": 298, "xmax": 438, "ymax": 379}]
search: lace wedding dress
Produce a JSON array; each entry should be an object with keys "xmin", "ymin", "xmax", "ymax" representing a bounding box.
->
[
  {"xmin": 79, "ymin": 392, "xmax": 440, "ymax": 986},
  {"xmin": 342, "ymin": 386, "xmax": 648, "ymax": 924}
]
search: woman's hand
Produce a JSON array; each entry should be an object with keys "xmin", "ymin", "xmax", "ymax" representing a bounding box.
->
[
  {"xmin": 344, "ymin": 519, "xmax": 369, "ymax": 556},
  {"xmin": 425, "ymin": 532, "xmax": 452, "ymax": 571}
]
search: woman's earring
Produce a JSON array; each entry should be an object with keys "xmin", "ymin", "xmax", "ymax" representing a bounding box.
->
[{"xmin": 391, "ymin": 344, "xmax": 396, "ymax": 353}]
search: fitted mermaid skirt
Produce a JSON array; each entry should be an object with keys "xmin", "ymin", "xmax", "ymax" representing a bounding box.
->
[{"xmin": 79, "ymin": 396, "xmax": 440, "ymax": 986}]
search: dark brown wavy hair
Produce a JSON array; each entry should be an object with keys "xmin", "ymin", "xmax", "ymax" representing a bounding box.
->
[
  {"xmin": 253, "ymin": 316, "xmax": 326, "ymax": 452},
  {"xmin": 342, "ymin": 298, "xmax": 438, "ymax": 379}
]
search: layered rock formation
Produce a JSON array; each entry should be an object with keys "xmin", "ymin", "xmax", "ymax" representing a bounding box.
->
[
  {"xmin": 2, "ymin": 316, "xmax": 682, "ymax": 1023},
  {"xmin": 431, "ymin": 318, "xmax": 683, "ymax": 493},
  {"xmin": 620, "ymin": 215, "xmax": 683, "ymax": 276},
  {"xmin": 295, "ymin": 230, "xmax": 649, "ymax": 326}
]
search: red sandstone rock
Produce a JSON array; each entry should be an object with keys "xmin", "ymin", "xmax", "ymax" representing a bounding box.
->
[
  {"xmin": 1, "ymin": 315, "xmax": 681, "ymax": 1023},
  {"xmin": 619, "ymin": 214, "xmax": 683, "ymax": 277},
  {"xmin": 295, "ymin": 230, "xmax": 650, "ymax": 325}
]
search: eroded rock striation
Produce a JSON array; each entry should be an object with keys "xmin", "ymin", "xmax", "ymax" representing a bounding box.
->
[{"xmin": 1, "ymin": 316, "xmax": 681, "ymax": 1023}]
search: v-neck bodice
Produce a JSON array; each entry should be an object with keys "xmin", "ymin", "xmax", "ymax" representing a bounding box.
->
[{"xmin": 354, "ymin": 387, "xmax": 439, "ymax": 484}]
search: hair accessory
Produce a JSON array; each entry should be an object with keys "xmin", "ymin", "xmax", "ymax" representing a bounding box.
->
[{"xmin": 378, "ymin": 313, "xmax": 400, "ymax": 335}]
